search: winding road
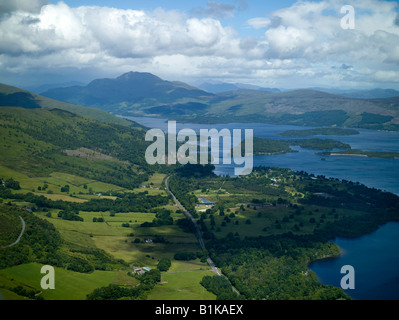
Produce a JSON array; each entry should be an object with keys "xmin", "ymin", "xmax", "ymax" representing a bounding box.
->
[{"xmin": 0, "ymin": 216, "xmax": 26, "ymax": 249}]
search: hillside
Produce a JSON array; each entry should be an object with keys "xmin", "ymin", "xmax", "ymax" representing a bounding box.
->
[
  {"xmin": 0, "ymin": 83, "xmax": 136, "ymax": 128},
  {"xmin": 40, "ymin": 71, "xmax": 399, "ymax": 131},
  {"xmin": 0, "ymin": 106, "xmax": 154, "ymax": 187},
  {"xmin": 200, "ymin": 89, "xmax": 399, "ymax": 129},
  {"xmin": 315, "ymin": 88, "xmax": 399, "ymax": 99}
]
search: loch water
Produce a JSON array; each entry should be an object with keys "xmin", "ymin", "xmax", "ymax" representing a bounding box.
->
[{"xmin": 123, "ymin": 116, "xmax": 399, "ymax": 299}]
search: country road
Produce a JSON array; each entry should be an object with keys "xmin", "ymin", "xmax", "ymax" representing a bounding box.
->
[
  {"xmin": 0, "ymin": 216, "xmax": 26, "ymax": 249},
  {"xmin": 165, "ymin": 176, "xmax": 241, "ymax": 296},
  {"xmin": 164, "ymin": 176, "xmax": 221, "ymax": 276}
]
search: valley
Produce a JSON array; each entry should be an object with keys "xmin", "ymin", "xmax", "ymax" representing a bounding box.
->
[{"xmin": 1, "ymin": 80, "xmax": 399, "ymax": 301}]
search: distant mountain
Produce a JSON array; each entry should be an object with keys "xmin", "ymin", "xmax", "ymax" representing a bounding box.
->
[
  {"xmin": 198, "ymin": 81, "xmax": 280, "ymax": 93},
  {"xmin": 313, "ymin": 88, "xmax": 399, "ymax": 99},
  {"xmin": 41, "ymin": 71, "xmax": 213, "ymax": 111},
  {"xmin": 139, "ymin": 88, "xmax": 399, "ymax": 131},
  {"xmin": 25, "ymin": 81, "xmax": 86, "ymax": 94},
  {"xmin": 198, "ymin": 82, "xmax": 240, "ymax": 93}
]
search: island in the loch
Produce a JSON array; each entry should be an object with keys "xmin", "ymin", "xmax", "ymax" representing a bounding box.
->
[
  {"xmin": 277, "ymin": 128, "xmax": 360, "ymax": 137},
  {"xmin": 241, "ymin": 137, "xmax": 352, "ymax": 156},
  {"xmin": 317, "ymin": 149, "xmax": 399, "ymax": 159},
  {"xmin": 244, "ymin": 135, "xmax": 399, "ymax": 160}
]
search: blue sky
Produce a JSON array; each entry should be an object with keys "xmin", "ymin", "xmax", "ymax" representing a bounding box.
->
[
  {"xmin": 1, "ymin": 0, "xmax": 399, "ymax": 89},
  {"xmin": 53, "ymin": 0, "xmax": 298, "ymax": 36},
  {"xmin": 52, "ymin": 1, "xmax": 295, "ymax": 14}
]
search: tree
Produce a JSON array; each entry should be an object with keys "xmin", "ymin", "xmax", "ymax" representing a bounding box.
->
[
  {"xmin": 61, "ymin": 185, "xmax": 70, "ymax": 193},
  {"xmin": 309, "ymin": 218, "xmax": 316, "ymax": 224},
  {"xmin": 4, "ymin": 178, "xmax": 21, "ymax": 190},
  {"xmin": 157, "ymin": 258, "xmax": 171, "ymax": 272}
]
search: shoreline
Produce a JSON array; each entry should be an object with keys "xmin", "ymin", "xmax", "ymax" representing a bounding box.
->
[
  {"xmin": 307, "ymin": 250, "xmax": 342, "ymax": 268},
  {"xmin": 329, "ymin": 153, "xmax": 368, "ymax": 157}
]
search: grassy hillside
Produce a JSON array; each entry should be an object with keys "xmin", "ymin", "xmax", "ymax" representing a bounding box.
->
[
  {"xmin": 0, "ymin": 106, "xmax": 153, "ymax": 187},
  {"xmin": 0, "ymin": 83, "xmax": 137, "ymax": 128}
]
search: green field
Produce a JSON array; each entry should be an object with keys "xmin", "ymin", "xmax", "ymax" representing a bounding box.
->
[
  {"xmin": 12, "ymin": 171, "xmax": 128, "ymax": 199},
  {"xmin": 0, "ymin": 263, "xmax": 117, "ymax": 300},
  {"xmin": 35, "ymin": 204, "xmax": 203, "ymax": 267},
  {"xmin": 0, "ymin": 161, "xmax": 211, "ymax": 300},
  {"xmin": 0, "ymin": 166, "xmax": 29, "ymax": 181},
  {"xmin": 147, "ymin": 270, "xmax": 216, "ymax": 300}
]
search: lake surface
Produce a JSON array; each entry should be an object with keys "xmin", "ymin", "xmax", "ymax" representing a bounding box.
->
[
  {"xmin": 124, "ymin": 116, "xmax": 399, "ymax": 195},
  {"xmin": 309, "ymin": 222, "xmax": 399, "ymax": 300},
  {"xmin": 123, "ymin": 116, "xmax": 399, "ymax": 299}
]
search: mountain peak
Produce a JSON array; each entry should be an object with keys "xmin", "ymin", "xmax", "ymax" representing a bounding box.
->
[
  {"xmin": 116, "ymin": 71, "xmax": 163, "ymax": 83},
  {"xmin": 40, "ymin": 71, "xmax": 212, "ymax": 110}
]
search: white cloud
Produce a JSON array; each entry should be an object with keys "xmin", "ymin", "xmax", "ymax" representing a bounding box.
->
[
  {"xmin": 246, "ymin": 17, "xmax": 271, "ymax": 29},
  {"xmin": 249, "ymin": 0, "xmax": 399, "ymax": 86},
  {"xmin": 0, "ymin": 0, "xmax": 399, "ymax": 88}
]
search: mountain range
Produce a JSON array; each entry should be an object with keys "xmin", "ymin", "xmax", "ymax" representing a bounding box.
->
[
  {"xmin": 312, "ymin": 88, "xmax": 399, "ymax": 99},
  {"xmin": 197, "ymin": 82, "xmax": 281, "ymax": 94},
  {"xmin": 1, "ymin": 71, "xmax": 398, "ymax": 131}
]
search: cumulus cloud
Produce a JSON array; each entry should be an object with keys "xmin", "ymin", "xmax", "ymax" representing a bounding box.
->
[
  {"xmin": 0, "ymin": 0, "xmax": 399, "ymax": 88},
  {"xmin": 0, "ymin": 2, "xmax": 262, "ymax": 62},
  {"xmin": 246, "ymin": 0, "xmax": 399, "ymax": 86}
]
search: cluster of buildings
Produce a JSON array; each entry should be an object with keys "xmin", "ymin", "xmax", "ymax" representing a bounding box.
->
[{"xmin": 133, "ymin": 266, "xmax": 152, "ymax": 275}]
